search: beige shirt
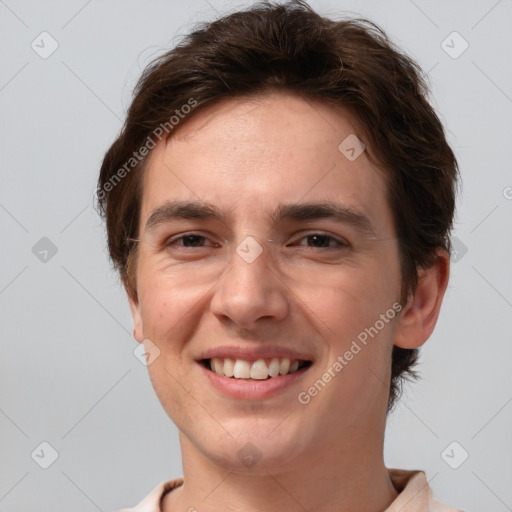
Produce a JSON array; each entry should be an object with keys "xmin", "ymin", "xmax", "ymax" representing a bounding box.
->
[{"xmin": 117, "ymin": 468, "xmax": 463, "ymax": 512}]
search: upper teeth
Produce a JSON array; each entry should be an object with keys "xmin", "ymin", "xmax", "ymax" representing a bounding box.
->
[{"xmin": 209, "ymin": 357, "xmax": 302, "ymax": 379}]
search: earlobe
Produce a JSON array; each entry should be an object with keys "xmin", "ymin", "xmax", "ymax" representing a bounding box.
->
[
  {"xmin": 128, "ymin": 293, "xmax": 144, "ymax": 343},
  {"xmin": 394, "ymin": 248, "xmax": 450, "ymax": 349}
]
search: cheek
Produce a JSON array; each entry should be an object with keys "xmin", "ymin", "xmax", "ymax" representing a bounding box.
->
[
  {"xmin": 136, "ymin": 256, "xmax": 216, "ymax": 340},
  {"xmin": 304, "ymin": 285, "xmax": 393, "ymax": 368},
  {"xmin": 144, "ymin": 354, "xmax": 199, "ymax": 436},
  {"xmin": 298, "ymin": 273, "xmax": 398, "ymax": 419},
  {"xmin": 293, "ymin": 256, "xmax": 399, "ymax": 335},
  {"xmin": 289, "ymin": 250, "xmax": 401, "ymax": 402}
]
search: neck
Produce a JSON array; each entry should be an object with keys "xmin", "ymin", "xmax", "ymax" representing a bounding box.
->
[{"xmin": 163, "ymin": 429, "xmax": 398, "ymax": 512}]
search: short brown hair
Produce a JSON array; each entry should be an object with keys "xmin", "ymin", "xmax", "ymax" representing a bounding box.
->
[{"xmin": 97, "ymin": 0, "xmax": 459, "ymax": 411}]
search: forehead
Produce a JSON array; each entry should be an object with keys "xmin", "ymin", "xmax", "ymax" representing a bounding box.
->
[{"xmin": 140, "ymin": 92, "xmax": 393, "ymax": 235}]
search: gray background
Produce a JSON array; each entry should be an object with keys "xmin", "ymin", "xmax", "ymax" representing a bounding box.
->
[{"xmin": 1, "ymin": 0, "xmax": 511, "ymax": 510}]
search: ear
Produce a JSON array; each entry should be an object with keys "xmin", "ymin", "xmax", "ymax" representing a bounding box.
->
[
  {"xmin": 394, "ymin": 248, "xmax": 450, "ymax": 349},
  {"xmin": 128, "ymin": 292, "xmax": 144, "ymax": 343}
]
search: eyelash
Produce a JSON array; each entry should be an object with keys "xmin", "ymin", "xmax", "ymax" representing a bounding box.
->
[{"xmin": 165, "ymin": 232, "xmax": 349, "ymax": 250}]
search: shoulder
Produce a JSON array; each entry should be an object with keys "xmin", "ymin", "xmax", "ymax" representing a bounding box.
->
[
  {"xmin": 115, "ymin": 478, "xmax": 184, "ymax": 512},
  {"xmin": 387, "ymin": 468, "xmax": 464, "ymax": 512}
]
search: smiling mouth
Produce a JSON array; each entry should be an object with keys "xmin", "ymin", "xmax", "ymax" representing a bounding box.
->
[{"xmin": 201, "ymin": 357, "xmax": 312, "ymax": 380}]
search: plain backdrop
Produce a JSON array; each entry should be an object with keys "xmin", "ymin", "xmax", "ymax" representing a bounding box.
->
[{"xmin": 1, "ymin": 1, "xmax": 511, "ymax": 511}]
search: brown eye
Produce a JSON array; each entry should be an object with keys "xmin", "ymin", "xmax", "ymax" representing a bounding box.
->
[
  {"xmin": 294, "ymin": 233, "xmax": 348, "ymax": 249},
  {"xmin": 166, "ymin": 233, "xmax": 216, "ymax": 248}
]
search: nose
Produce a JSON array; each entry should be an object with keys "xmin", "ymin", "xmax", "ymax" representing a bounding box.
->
[{"xmin": 210, "ymin": 242, "xmax": 289, "ymax": 330}]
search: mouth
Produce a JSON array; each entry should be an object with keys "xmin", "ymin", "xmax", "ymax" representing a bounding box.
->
[
  {"xmin": 200, "ymin": 357, "xmax": 313, "ymax": 380},
  {"xmin": 195, "ymin": 346, "xmax": 315, "ymax": 400},
  {"xmin": 197, "ymin": 356, "xmax": 313, "ymax": 400}
]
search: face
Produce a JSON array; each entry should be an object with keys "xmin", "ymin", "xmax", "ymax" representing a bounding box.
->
[{"xmin": 129, "ymin": 92, "xmax": 404, "ymax": 471}]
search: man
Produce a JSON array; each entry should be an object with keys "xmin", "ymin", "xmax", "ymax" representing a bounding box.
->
[{"xmin": 97, "ymin": 2, "xmax": 461, "ymax": 510}]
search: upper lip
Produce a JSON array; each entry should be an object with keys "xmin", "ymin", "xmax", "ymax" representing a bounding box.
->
[{"xmin": 196, "ymin": 345, "xmax": 315, "ymax": 362}]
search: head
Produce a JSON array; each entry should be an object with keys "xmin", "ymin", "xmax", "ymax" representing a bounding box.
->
[{"xmin": 97, "ymin": 1, "xmax": 458, "ymax": 469}]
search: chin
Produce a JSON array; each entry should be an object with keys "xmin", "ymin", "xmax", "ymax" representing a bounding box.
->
[
  {"xmin": 201, "ymin": 422, "xmax": 309, "ymax": 473},
  {"xmin": 209, "ymin": 442, "xmax": 301, "ymax": 474}
]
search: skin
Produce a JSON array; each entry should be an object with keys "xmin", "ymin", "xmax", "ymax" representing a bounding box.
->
[{"xmin": 128, "ymin": 92, "xmax": 450, "ymax": 512}]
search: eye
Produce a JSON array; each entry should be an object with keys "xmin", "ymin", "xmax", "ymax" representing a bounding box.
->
[
  {"xmin": 163, "ymin": 232, "xmax": 347, "ymax": 250},
  {"xmin": 292, "ymin": 233, "xmax": 349, "ymax": 249},
  {"xmin": 165, "ymin": 233, "xmax": 218, "ymax": 248}
]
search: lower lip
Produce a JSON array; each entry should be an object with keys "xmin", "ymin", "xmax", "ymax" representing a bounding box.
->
[{"xmin": 199, "ymin": 362, "xmax": 311, "ymax": 400}]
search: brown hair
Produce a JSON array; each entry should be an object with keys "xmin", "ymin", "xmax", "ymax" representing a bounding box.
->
[{"xmin": 97, "ymin": 0, "xmax": 459, "ymax": 411}]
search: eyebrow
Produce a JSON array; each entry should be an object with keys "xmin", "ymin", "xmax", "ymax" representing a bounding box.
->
[{"xmin": 144, "ymin": 200, "xmax": 376, "ymax": 236}]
